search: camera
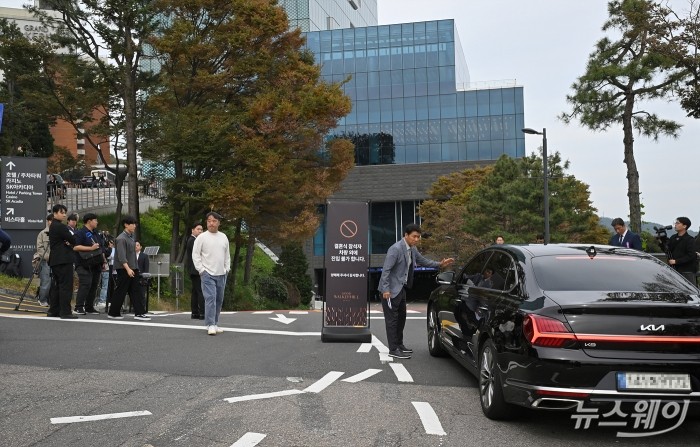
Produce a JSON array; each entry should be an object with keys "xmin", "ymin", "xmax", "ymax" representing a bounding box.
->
[{"xmin": 653, "ymin": 225, "xmax": 672, "ymax": 252}]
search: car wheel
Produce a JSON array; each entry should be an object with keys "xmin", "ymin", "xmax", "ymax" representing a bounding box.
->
[
  {"xmin": 427, "ymin": 305, "xmax": 447, "ymax": 357},
  {"xmin": 479, "ymin": 338, "xmax": 516, "ymax": 420}
]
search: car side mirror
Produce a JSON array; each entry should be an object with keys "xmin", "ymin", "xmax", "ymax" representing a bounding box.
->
[{"xmin": 436, "ymin": 271, "xmax": 454, "ymax": 285}]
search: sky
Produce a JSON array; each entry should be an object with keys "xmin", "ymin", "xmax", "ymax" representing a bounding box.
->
[
  {"xmin": 378, "ymin": 0, "xmax": 699, "ymax": 229},
  {"xmin": 1, "ymin": 0, "xmax": 697, "ymax": 228}
]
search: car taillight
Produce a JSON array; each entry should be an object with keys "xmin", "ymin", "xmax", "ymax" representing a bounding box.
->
[{"xmin": 523, "ymin": 314, "xmax": 578, "ymax": 348}]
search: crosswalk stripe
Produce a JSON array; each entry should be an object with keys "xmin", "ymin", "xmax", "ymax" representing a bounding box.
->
[
  {"xmin": 230, "ymin": 432, "xmax": 266, "ymax": 447},
  {"xmin": 412, "ymin": 402, "xmax": 446, "ymax": 435},
  {"xmin": 342, "ymin": 369, "xmax": 382, "ymax": 383},
  {"xmin": 224, "ymin": 389, "xmax": 303, "ymax": 403},
  {"xmin": 51, "ymin": 410, "xmax": 152, "ymax": 424},
  {"xmin": 304, "ymin": 371, "xmax": 344, "ymax": 393},
  {"xmin": 389, "ymin": 363, "xmax": 414, "ymax": 383},
  {"xmin": 357, "ymin": 343, "xmax": 372, "ymax": 352}
]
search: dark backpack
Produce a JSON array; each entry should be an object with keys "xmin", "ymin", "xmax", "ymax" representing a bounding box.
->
[{"xmin": 0, "ymin": 250, "xmax": 22, "ymax": 277}]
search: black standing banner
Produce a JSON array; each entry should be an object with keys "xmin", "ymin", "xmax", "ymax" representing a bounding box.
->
[{"xmin": 321, "ymin": 200, "xmax": 371, "ymax": 342}]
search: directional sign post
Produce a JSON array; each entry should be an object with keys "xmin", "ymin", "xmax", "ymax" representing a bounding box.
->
[{"xmin": 1, "ymin": 156, "xmax": 47, "ymax": 230}]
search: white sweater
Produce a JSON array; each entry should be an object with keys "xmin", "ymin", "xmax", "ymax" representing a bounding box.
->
[{"xmin": 192, "ymin": 231, "xmax": 231, "ymax": 276}]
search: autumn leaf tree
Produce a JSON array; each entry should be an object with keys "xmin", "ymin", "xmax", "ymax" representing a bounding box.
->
[
  {"xmin": 560, "ymin": 0, "xmax": 687, "ymax": 234},
  {"xmin": 143, "ymin": 0, "xmax": 353, "ymax": 292}
]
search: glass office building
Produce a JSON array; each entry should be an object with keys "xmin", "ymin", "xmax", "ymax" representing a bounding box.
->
[
  {"xmin": 280, "ymin": 0, "xmax": 378, "ymax": 31},
  {"xmin": 303, "ymin": 19, "xmax": 525, "ymax": 266}
]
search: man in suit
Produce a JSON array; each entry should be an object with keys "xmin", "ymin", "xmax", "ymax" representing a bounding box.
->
[
  {"xmin": 609, "ymin": 217, "xmax": 642, "ymax": 250},
  {"xmin": 135, "ymin": 241, "xmax": 150, "ymax": 311},
  {"xmin": 378, "ymin": 223, "xmax": 454, "ymax": 359},
  {"xmin": 185, "ymin": 222, "xmax": 204, "ymax": 319},
  {"xmin": 47, "ymin": 204, "xmax": 78, "ymax": 319}
]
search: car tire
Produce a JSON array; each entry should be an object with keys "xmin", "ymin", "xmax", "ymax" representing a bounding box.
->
[
  {"xmin": 427, "ymin": 305, "xmax": 447, "ymax": 357},
  {"xmin": 479, "ymin": 338, "xmax": 516, "ymax": 420}
]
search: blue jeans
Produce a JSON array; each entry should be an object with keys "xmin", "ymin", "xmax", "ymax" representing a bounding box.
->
[
  {"xmin": 201, "ymin": 271, "xmax": 226, "ymax": 326},
  {"xmin": 98, "ymin": 269, "xmax": 109, "ymax": 304},
  {"xmin": 38, "ymin": 260, "xmax": 51, "ymax": 303}
]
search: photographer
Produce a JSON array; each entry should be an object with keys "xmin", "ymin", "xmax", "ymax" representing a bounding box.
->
[{"xmin": 667, "ymin": 217, "xmax": 698, "ymax": 284}]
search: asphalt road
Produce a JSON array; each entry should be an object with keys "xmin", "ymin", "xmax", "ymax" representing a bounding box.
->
[{"xmin": 1, "ymin": 301, "xmax": 699, "ymax": 447}]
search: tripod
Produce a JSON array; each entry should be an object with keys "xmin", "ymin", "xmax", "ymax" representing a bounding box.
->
[{"xmin": 14, "ymin": 263, "xmax": 40, "ymax": 311}]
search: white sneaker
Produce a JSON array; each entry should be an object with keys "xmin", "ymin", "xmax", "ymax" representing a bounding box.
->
[
  {"xmin": 216, "ymin": 326, "xmax": 224, "ymax": 334},
  {"xmin": 207, "ymin": 325, "xmax": 216, "ymax": 336}
]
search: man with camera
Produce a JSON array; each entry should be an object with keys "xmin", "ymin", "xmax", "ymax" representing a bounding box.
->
[{"xmin": 667, "ymin": 217, "xmax": 698, "ymax": 285}]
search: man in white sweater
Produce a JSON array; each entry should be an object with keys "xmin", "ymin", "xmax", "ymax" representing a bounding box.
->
[{"xmin": 192, "ymin": 212, "xmax": 231, "ymax": 335}]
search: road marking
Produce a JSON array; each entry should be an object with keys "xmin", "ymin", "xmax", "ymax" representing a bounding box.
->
[
  {"xmin": 0, "ymin": 314, "xmax": 320, "ymax": 337},
  {"xmin": 270, "ymin": 314, "xmax": 296, "ymax": 325},
  {"xmin": 304, "ymin": 371, "xmax": 344, "ymax": 393},
  {"xmin": 357, "ymin": 343, "xmax": 372, "ymax": 352},
  {"xmin": 342, "ymin": 369, "xmax": 382, "ymax": 383},
  {"xmin": 412, "ymin": 402, "xmax": 446, "ymax": 435},
  {"xmin": 389, "ymin": 363, "xmax": 414, "ymax": 383},
  {"xmin": 288, "ymin": 311, "xmax": 308, "ymax": 314},
  {"xmin": 371, "ymin": 335, "xmax": 393, "ymax": 362},
  {"xmin": 224, "ymin": 389, "xmax": 304, "ymax": 403},
  {"xmin": 51, "ymin": 410, "xmax": 152, "ymax": 424},
  {"xmin": 252, "ymin": 311, "xmax": 273, "ymax": 314},
  {"xmin": 220, "ymin": 311, "xmax": 238, "ymax": 315},
  {"xmin": 407, "ymin": 310, "xmax": 421, "ymax": 314},
  {"xmin": 230, "ymin": 432, "xmax": 266, "ymax": 447},
  {"xmin": 369, "ymin": 310, "xmax": 383, "ymax": 314},
  {"xmin": 369, "ymin": 316, "xmax": 425, "ymax": 320}
]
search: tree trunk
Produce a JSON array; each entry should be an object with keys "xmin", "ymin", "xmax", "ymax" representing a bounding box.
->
[
  {"xmin": 244, "ymin": 226, "xmax": 255, "ymax": 285},
  {"xmin": 622, "ymin": 93, "xmax": 642, "ymax": 233},
  {"xmin": 230, "ymin": 219, "xmax": 242, "ymax": 295},
  {"xmin": 122, "ymin": 27, "xmax": 140, "ymax": 230}
]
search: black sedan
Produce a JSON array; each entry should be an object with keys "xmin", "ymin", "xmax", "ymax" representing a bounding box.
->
[{"xmin": 427, "ymin": 243, "xmax": 700, "ymax": 420}]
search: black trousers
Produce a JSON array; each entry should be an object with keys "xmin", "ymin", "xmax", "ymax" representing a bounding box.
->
[
  {"xmin": 382, "ymin": 287, "xmax": 407, "ymax": 352},
  {"xmin": 109, "ymin": 269, "xmax": 146, "ymax": 317},
  {"xmin": 75, "ymin": 264, "xmax": 101, "ymax": 311},
  {"xmin": 48, "ymin": 263, "xmax": 74, "ymax": 317},
  {"xmin": 190, "ymin": 274, "xmax": 204, "ymax": 316}
]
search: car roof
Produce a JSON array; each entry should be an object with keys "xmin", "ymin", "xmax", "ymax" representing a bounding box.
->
[{"xmin": 498, "ymin": 243, "xmax": 651, "ymax": 259}]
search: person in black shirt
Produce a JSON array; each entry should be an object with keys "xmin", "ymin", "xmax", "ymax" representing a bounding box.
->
[
  {"xmin": 186, "ymin": 222, "xmax": 205, "ymax": 319},
  {"xmin": 73, "ymin": 213, "xmax": 105, "ymax": 315},
  {"xmin": 668, "ymin": 217, "xmax": 698, "ymax": 284},
  {"xmin": 47, "ymin": 204, "xmax": 77, "ymax": 319}
]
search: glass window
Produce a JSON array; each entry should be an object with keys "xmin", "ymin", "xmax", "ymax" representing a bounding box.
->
[
  {"xmin": 479, "ymin": 140, "xmax": 492, "ymax": 160},
  {"xmin": 515, "ymin": 87, "xmax": 524, "ymax": 113},
  {"xmin": 438, "ymin": 20, "xmax": 454, "ymax": 42},
  {"xmin": 416, "ymin": 120, "xmax": 430, "ymax": 144},
  {"xmin": 344, "ymin": 50, "xmax": 355, "ymax": 73},
  {"xmin": 428, "ymin": 95, "xmax": 441, "ymax": 120},
  {"xmin": 331, "ymin": 51, "xmax": 343, "ymax": 74},
  {"xmin": 484, "ymin": 252, "xmax": 516, "ymax": 291},
  {"xmin": 379, "ymin": 47, "xmax": 391, "ymax": 71},
  {"xmin": 465, "ymin": 90, "xmax": 477, "ymax": 117},
  {"xmin": 440, "ymin": 94, "xmax": 456, "ymax": 119},
  {"xmin": 404, "ymin": 97, "xmax": 416, "ymax": 121},
  {"xmin": 321, "ymin": 53, "xmax": 332, "ymax": 76},
  {"xmin": 467, "ymin": 141, "xmax": 478, "ymax": 160},
  {"xmin": 355, "ymin": 48, "xmax": 367, "ymax": 72},
  {"xmin": 405, "ymin": 144, "xmax": 417, "ymax": 164},
  {"xmin": 402, "ymin": 23, "xmax": 414, "ymax": 46},
  {"xmin": 415, "ymin": 67, "xmax": 428, "ymax": 96},
  {"xmin": 491, "ymin": 139, "xmax": 504, "ymax": 159},
  {"xmin": 456, "ymin": 92, "xmax": 465, "ymax": 117},
  {"xmin": 355, "ymin": 99, "xmax": 368, "ymax": 124},
  {"xmin": 343, "ymin": 28, "xmax": 354, "ymax": 51},
  {"xmin": 416, "ymin": 96, "xmax": 428, "ymax": 120},
  {"xmin": 429, "ymin": 119, "xmax": 441, "ymax": 143},
  {"xmin": 478, "ymin": 116, "xmax": 491, "ymax": 140},
  {"xmin": 442, "ymin": 118, "xmax": 458, "ymax": 142},
  {"xmin": 439, "ymin": 66, "xmax": 455, "ymax": 94},
  {"xmin": 414, "ymin": 44, "xmax": 426, "ymax": 68},
  {"xmin": 502, "ymin": 88, "xmax": 515, "ymax": 114},
  {"xmin": 367, "ymin": 70, "xmax": 380, "ymax": 99},
  {"xmin": 331, "ymin": 29, "xmax": 343, "ymax": 52},
  {"xmin": 368, "ymin": 99, "xmax": 381, "ymax": 123},
  {"xmin": 504, "ymin": 139, "xmax": 517, "ymax": 157},
  {"xmin": 417, "ymin": 144, "xmax": 430, "ymax": 163},
  {"xmin": 366, "ymin": 26, "xmax": 378, "ymax": 49},
  {"xmin": 380, "ymin": 69, "xmax": 392, "ymax": 99},
  {"xmin": 320, "ymin": 31, "xmax": 331, "ymax": 52},
  {"xmin": 489, "ymin": 89, "xmax": 503, "ymax": 115},
  {"xmin": 391, "ymin": 70, "xmax": 403, "ymax": 97},
  {"xmin": 503, "ymin": 114, "xmax": 516, "ymax": 139},
  {"xmin": 306, "ymin": 32, "xmax": 320, "ymax": 54},
  {"xmin": 380, "ymin": 98, "xmax": 392, "ymax": 122},
  {"xmin": 404, "ymin": 120, "xmax": 416, "ymax": 143},
  {"xmin": 516, "ymin": 137, "xmax": 525, "ymax": 157},
  {"xmin": 443, "ymin": 142, "xmax": 459, "ymax": 161},
  {"xmin": 402, "ymin": 45, "xmax": 415, "ymax": 69},
  {"xmin": 392, "ymin": 98, "xmax": 404, "ymax": 122},
  {"xmin": 403, "ymin": 68, "xmax": 416, "ymax": 97},
  {"xmin": 367, "ymin": 48, "xmax": 379, "ymax": 72},
  {"xmin": 354, "ymin": 27, "xmax": 366, "ymax": 49},
  {"xmin": 391, "ymin": 46, "xmax": 403, "ymax": 70},
  {"xmin": 426, "ymin": 43, "xmax": 439, "ymax": 67},
  {"xmin": 413, "ymin": 22, "xmax": 426, "ymax": 45},
  {"xmin": 427, "ymin": 66, "xmax": 440, "ymax": 95},
  {"xmin": 438, "ymin": 41, "xmax": 455, "ymax": 67},
  {"xmin": 425, "ymin": 21, "xmax": 438, "ymax": 44},
  {"xmin": 370, "ymin": 202, "xmax": 397, "ymax": 255},
  {"xmin": 354, "ymin": 71, "xmax": 367, "ymax": 101},
  {"xmin": 401, "ymin": 201, "xmax": 416, "ymax": 229},
  {"xmin": 378, "ymin": 25, "xmax": 390, "ymax": 48},
  {"xmin": 465, "ymin": 117, "xmax": 478, "ymax": 141},
  {"xmin": 477, "ymin": 90, "xmax": 490, "ymax": 116},
  {"xmin": 394, "ymin": 145, "xmax": 405, "ymax": 164},
  {"xmin": 460, "ymin": 251, "xmax": 494, "ymax": 283},
  {"xmin": 429, "ymin": 143, "xmax": 441, "ymax": 162},
  {"xmin": 490, "ymin": 116, "xmax": 504, "ymax": 140},
  {"xmin": 392, "ymin": 120, "xmax": 405, "ymax": 144},
  {"xmin": 390, "ymin": 24, "xmax": 402, "ymax": 46}
]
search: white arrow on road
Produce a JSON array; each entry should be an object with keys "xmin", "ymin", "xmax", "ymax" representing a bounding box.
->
[
  {"xmin": 5, "ymin": 161, "xmax": 15, "ymax": 170},
  {"xmin": 270, "ymin": 313, "xmax": 296, "ymax": 325},
  {"xmin": 5, "ymin": 208, "xmax": 14, "ymax": 215}
]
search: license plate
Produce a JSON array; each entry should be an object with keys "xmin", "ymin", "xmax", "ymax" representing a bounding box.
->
[{"xmin": 617, "ymin": 372, "xmax": 691, "ymax": 392}]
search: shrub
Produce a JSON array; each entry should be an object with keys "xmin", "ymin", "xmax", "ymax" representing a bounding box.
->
[
  {"xmin": 255, "ymin": 276, "xmax": 288, "ymax": 303},
  {"xmin": 273, "ymin": 243, "xmax": 313, "ymax": 306}
]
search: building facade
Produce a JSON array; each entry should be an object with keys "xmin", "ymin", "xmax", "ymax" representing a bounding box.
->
[
  {"xmin": 280, "ymin": 0, "xmax": 378, "ymax": 31},
  {"xmin": 285, "ymin": 2, "xmax": 525, "ymax": 294}
]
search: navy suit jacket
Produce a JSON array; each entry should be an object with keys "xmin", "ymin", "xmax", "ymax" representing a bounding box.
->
[{"xmin": 609, "ymin": 230, "xmax": 642, "ymax": 250}]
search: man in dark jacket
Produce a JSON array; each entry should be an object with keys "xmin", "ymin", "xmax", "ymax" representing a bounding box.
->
[
  {"xmin": 47, "ymin": 204, "xmax": 77, "ymax": 319},
  {"xmin": 185, "ymin": 222, "xmax": 204, "ymax": 319},
  {"xmin": 73, "ymin": 213, "xmax": 105, "ymax": 315},
  {"xmin": 668, "ymin": 217, "xmax": 698, "ymax": 284}
]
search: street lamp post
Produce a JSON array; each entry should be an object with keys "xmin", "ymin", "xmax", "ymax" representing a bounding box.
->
[{"xmin": 522, "ymin": 127, "xmax": 549, "ymax": 245}]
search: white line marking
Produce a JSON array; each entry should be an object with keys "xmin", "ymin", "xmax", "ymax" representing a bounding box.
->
[
  {"xmin": 304, "ymin": 371, "xmax": 344, "ymax": 393},
  {"xmin": 252, "ymin": 311, "xmax": 273, "ymax": 314},
  {"xmin": 370, "ymin": 316, "xmax": 424, "ymax": 320},
  {"xmin": 224, "ymin": 389, "xmax": 303, "ymax": 403},
  {"xmin": 220, "ymin": 311, "xmax": 238, "ymax": 315},
  {"xmin": 342, "ymin": 369, "xmax": 382, "ymax": 383},
  {"xmin": 51, "ymin": 410, "xmax": 152, "ymax": 424},
  {"xmin": 371, "ymin": 335, "xmax": 389, "ymax": 353},
  {"xmin": 406, "ymin": 310, "xmax": 421, "ymax": 314},
  {"xmin": 230, "ymin": 432, "xmax": 267, "ymax": 447},
  {"xmin": 389, "ymin": 363, "xmax": 414, "ymax": 383},
  {"xmin": 0, "ymin": 314, "xmax": 320, "ymax": 336},
  {"xmin": 270, "ymin": 314, "xmax": 296, "ymax": 325},
  {"xmin": 288, "ymin": 311, "xmax": 308, "ymax": 314},
  {"xmin": 369, "ymin": 310, "xmax": 383, "ymax": 314},
  {"xmin": 357, "ymin": 343, "xmax": 372, "ymax": 353},
  {"xmin": 412, "ymin": 402, "xmax": 446, "ymax": 435},
  {"xmin": 379, "ymin": 353, "xmax": 393, "ymax": 362}
]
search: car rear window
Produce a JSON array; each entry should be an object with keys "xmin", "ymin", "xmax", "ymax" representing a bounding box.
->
[{"xmin": 531, "ymin": 255, "xmax": 697, "ymax": 292}]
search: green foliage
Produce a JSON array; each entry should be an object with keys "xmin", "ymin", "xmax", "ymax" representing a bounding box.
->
[
  {"xmin": 560, "ymin": 0, "xmax": 687, "ymax": 234},
  {"xmin": 254, "ymin": 276, "xmax": 288, "ymax": 303},
  {"xmin": 421, "ymin": 154, "xmax": 610, "ymax": 266},
  {"xmin": 273, "ymin": 243, "xmax": 313, "ymax": 306}
]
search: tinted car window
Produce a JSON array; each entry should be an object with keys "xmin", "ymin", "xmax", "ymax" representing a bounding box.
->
[
  {"xmin": 484, "ymin": 251, "xmax": 516, "ymax": 291},
  {"xmin": 532, "ymin": 255, "xmax": 697, "ymax": 293},
  {"xmin": 460, "ymin": 251, "xmax": 493, "ymax": 285}
]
